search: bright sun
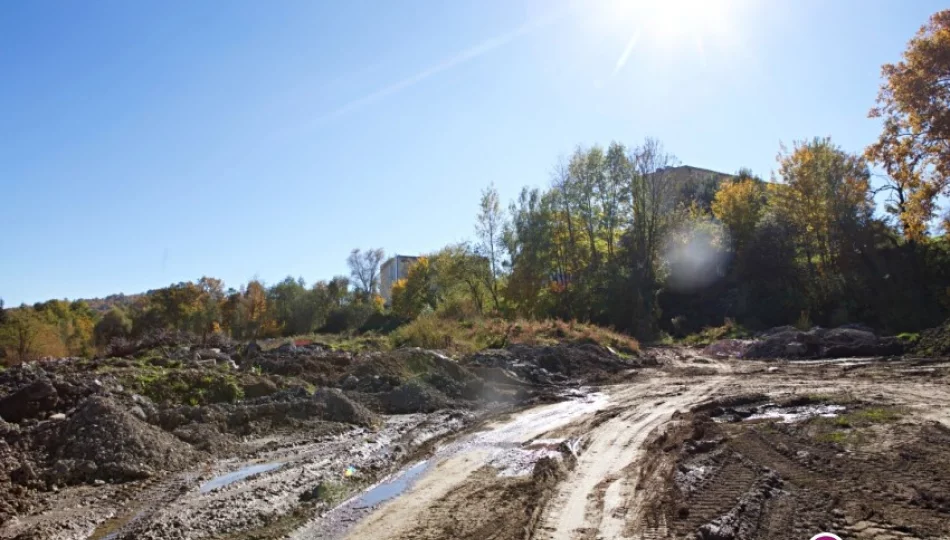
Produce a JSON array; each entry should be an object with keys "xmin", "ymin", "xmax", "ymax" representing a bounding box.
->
[{"xmin": 600, "ymin": 0, "xmax": 738, "ymax": 66}]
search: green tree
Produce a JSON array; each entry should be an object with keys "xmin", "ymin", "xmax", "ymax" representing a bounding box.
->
[
  {"xmin": 94, "ymin": 307, "xmax": 133, "ymax": 346},
  {"xmin": 476, "ymin": 184, "xmax": 507, "ymax": 311}
]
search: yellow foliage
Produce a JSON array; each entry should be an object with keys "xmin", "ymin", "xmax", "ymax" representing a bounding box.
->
[{"xmin": 711, "ymin": 178, "xmax": 766, "ymax": 250}]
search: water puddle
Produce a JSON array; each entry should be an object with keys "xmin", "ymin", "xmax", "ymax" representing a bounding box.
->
[
  {"xmin": 745, "ymin": 403, "xmax": 846, "ymax": 423},
  {"xmin": 353, "ymin": 460, "xmax": 429, "ymax": 509},
  {"xmin": 199, "ymin": 462, "xmax": 283, "ymax": 493},
  {"xmin": 296, "ymin": 389, "xmax": 609, "ymax": 538},
  {"xmin": 715, "ymin": 403, "xmax": 846, "ymax": 424},
  {"xmin": 90, "ymin": 509, "xmax": 146, "ymax": 540}
]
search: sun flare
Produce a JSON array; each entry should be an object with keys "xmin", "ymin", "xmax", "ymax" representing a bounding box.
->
[{"xmin": 599, "ymin": 0, "xmax": 739, "ymax": 70}]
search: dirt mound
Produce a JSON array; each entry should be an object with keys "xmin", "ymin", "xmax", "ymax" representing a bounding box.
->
[
  {"xmin": 916, "ymin": 319, "xmax": 950, "ymax": 356},
  {"xmin": 0, "ymin": 364, "xmax": 99, "ymax": 423},
  {"xmin": 709, "ymin": 326, "xmax": 905, "ymax": 359},
  {"xmin": 465, "ymin": 343, "xmax": 635, "ymax": 384},
  {"xmin": 313, "ymin": 388, "xmax": 379, "ymax": 425},
  {"xmin": 253, "ymin": 349, "xmax": 353, "ymax": 385},
  {"xmin": 33, "ymin": 395, "xmax": 196, "ymax": 484},
  {"xmin": 381, "ymin": 380, "xmax": 451, "ymax": 413}
]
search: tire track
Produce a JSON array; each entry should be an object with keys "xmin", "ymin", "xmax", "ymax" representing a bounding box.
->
[{"xmin": 536, "ymin": 378, "xmax": 723, "ymax": 540}]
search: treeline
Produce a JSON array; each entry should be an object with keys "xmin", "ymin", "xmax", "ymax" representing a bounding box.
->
[{"xmin": 3, "ymin": 9, "xmax": 950, "ymax": 362}]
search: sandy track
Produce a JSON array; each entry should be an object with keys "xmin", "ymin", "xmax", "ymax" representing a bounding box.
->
[{"xmin": 536, "ymin": 377, "xmax": 723, "ymax": 540}]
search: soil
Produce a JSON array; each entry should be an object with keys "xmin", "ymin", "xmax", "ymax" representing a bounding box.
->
[{"xmin": 2, "ymin": 341, "xmax": 950, "ymax": 539}]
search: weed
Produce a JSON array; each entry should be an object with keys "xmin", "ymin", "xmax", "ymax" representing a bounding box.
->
[{"xmin": 680, "ymin": 319, "xmax": 751, "ymax": 347}]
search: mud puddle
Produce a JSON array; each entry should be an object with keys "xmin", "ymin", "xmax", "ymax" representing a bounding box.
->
[
  {"xmin": 714, "ymin": 402, "xmax": 845, "ymax": 423},
  {"xmin": 294, "ymin": 389, "xmax": 608, "ymax": 538},
  {"xmin": 199, "ymin": 461, "xmax": 283, "ymax": 493},
  {"xmin": 352, "ymin": 460, "xmax": 428, "ymax": 509}
]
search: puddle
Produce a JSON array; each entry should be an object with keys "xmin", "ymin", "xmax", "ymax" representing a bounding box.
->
[
  {"xmin": 91, "ymin": 509, "xmax": 147, "ymax": 540},
  {"xmin": 353, "ymin": 460, "xmax": 429, "ymax": 509},
  {"xmin": 297, "ymin": 389, "xmax": 610, "ymax": 538},
  {"xmin": 744, "ymin": 404, "xmax": 845, "ymax": 423},
  {"xmin": 715, "ymin": 403, "xmax": 846, "ymax": 424},
  {"xmin": 199, "ymin": 462, "xmax": 283, "ymax": 493}
]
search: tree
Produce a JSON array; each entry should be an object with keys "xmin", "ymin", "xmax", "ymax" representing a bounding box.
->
[
  {"xmin": 347, "ymin": 248, "xmax": 385, "ymax": 299},
  {"xmin": 711, "ymin": 175, "xmax": 767, "ymax": 252},
  {"xmin": 626, "ymin": 138, "xmax": 678, "ymax": 337},
  {"xmin": 773, "ymin": 138, "xmax": 873, "ymax": 294},
  {"xmin": 430, "ymin": 243, "xmax": 490, "ymax": 315},
  {"xmin": 390, "ymin": 257, "xmax": 437, "ymax": 319},
  {"xmin": 602, "ymin": 142, "xmax": 631, "ymax": 262},
  {"xmin": 244, "ymin": 280, "xmax": 277, "ymax": 338},
  {"xmin": 867, "ymin": 10, "xmax": 950, "ymax": 241},
  {"xmin": 476, "ymin": 184, "xmax": 507, "ymax": 311},
  {"xmin": 94, "ymin": 307, "xmax": 133, "ymax": 346}
]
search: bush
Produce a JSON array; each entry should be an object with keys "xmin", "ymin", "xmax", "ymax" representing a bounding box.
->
[{"xmin": 319, "ymin": 303, "xmax": 377, "ymax": 334}]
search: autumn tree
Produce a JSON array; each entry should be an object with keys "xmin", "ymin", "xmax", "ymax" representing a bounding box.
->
[
  {"xmin": 0, "ymin": 309, "xmax": 39, "ymax": 364},
  {"xmin": 711, "ymin": 174, "xmax": 767, "ymax": 252},
  {"xmin": 390, "ymin": 257, "xmax": 437, "ymax": 320},
  {"xmin": 430, "ymin": 243, "xmax": 490, "ymax": 315},
  {"xmin": 773, "ymin": 138, "xmax": 873, "ymax": 284},
  {"xmin": 867, "ymin": 10, "xmax": 950, "ymax": 241},
  {"xmin": 476, "ymin": 184, "xmax": 507, "ymax": 311},
  {"xmin": 347, "ymin": 248, "xmax": 385, "ymax": 300}
]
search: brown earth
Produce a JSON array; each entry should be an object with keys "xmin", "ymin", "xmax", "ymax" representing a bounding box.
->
[{"xmin": 2, "ymin": 343, "xmax": 950, "ymax": 540}]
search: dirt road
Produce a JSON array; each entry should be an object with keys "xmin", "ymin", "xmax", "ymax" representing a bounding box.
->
[{"xmin": 320, "ymin": 355, "xmax": 950, "ymax": 540}]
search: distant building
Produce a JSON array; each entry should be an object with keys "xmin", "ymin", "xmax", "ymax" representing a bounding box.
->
[{"xmin": 379, "ymin": 255, "xmax": 419, "ymax": 305}]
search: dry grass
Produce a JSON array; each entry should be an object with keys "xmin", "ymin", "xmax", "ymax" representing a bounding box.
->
[{"xmin": 389, "ymin": 315, "xmax": 639, "ymax": 356}]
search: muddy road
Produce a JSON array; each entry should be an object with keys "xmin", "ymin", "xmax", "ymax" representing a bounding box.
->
[
  {"xmin": 305, "ymin": 354, "xmax": 950, "ymax": 540},
  {"xmin": 2, "ymin": 347, "xmax": 950, "ymax": 540}
]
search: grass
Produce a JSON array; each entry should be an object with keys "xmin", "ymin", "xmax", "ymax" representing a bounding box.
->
[
  {"xmin": 896, "ymin": 332, "xmax": 920, "ymax": 345},
  {"xmin": 387, "ymin": 314, "xmax": 640, "ymax": 356},
  {"xmin": 810, "ymin": 405, "xmax": 903, "ymax": 446},
  {"xmin": 680, "ymin": 320, "xmax": 751, "ymax": 347},
  {"xmin": 271, "ymin": 333, "xmax": 393, "ymax": 353},
  {"xmin": 109, "ymin": 362, "xmax": 244, "ymax": 406},
  {"xmin": 833, "ymin": 407, "xmax": 903, "ymax": 427}
]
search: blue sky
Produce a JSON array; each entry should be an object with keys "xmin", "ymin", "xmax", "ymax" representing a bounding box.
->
[{"xmin": 1, "ymin": 0, "xmax": 944, "ymax": 305}]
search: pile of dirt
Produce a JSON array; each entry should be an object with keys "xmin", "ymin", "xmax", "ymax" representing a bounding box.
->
[
  {"xmin": 915, "ymin": 319, "xmax": 950, "ymax": 357},
  {"xmin": 465, "ymin": 343, "xmax": 637, "ymax": 384},
  {"xmin": 252, "ymin": 348, "xmax": 353, "ymax": 386},
  {"xmin": 705, "ymin": 326, "xmax": 905, "ymax": 359},
  {"xmin": 32, "ymin": 395, "xmax": 196, "ymax": 484},
  {"xmin": 0, "ymin": 364, "xmax": 99, "ymax": 423},
  {"xmin": 157, "ymin": 386, "xmax": 379, "ymax": 439}
]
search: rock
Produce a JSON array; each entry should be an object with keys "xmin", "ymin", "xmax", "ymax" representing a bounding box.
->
[
  {"xmin": 276, "ymin": 343, "xmax": 297, "ymax": 354},
  {"xmin": 243, "ymin": 379, "xmax": 279, "ymax": 399},
  {"xmin": 341, "ymin": 375, "xmax": 360, "ymax": 390},
  {"xmin": 244, "ymin": 341, "xmax": 262, "ymax": 358},
  {"xmin": 0, "ymin": 377, "xmax": 59, "ymax": 423},
  {"xmin": 698, "ymin": 522, "xmax": 736, "ymax": 540}
]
